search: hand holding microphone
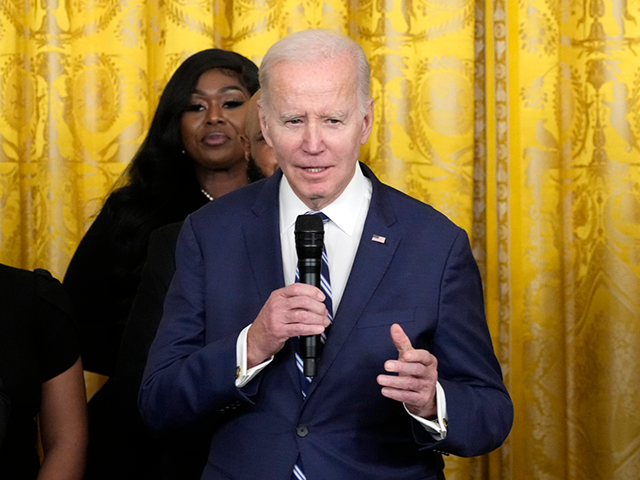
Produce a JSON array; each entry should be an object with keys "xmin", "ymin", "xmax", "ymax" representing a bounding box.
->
[{"xmin": 245, "ymin": 214, "xmax": 329, "ymax": 371}]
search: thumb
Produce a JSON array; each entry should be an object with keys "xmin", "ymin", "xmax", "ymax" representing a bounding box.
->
[{"xmin": 390, "ymin": 323, "xmax": 413, "ymax": 358}]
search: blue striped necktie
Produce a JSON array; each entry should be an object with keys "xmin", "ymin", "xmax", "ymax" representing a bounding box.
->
[{"xmin": 293, "ymin": 211, "xmax": 332, "ymax": 480}]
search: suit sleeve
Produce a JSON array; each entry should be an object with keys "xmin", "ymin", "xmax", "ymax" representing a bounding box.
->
[
  {"xmin": 138, "ymin": 216, "xmax": 253, "ymax": 434},
  {"xmin": 413, "ymin": 229, "xmax": 513, "ymax": 457}
]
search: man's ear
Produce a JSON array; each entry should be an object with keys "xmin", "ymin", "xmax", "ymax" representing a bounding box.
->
[
  {"xmin": 258, "ymin": 102, "xmax": 274, "ymax": 148},
  {"xmin": 360, "ymin": 98, "xmax": 375, "ymax": 145},
  {"xmin": 239, "ymin": 134, "xmax": 250, "ymax": 161}
]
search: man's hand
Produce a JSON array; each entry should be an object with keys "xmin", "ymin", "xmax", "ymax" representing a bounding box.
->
[
  {"xmin": 246, "ymin": 283, "xmax": 330, "ymax": 368},
  {"xmin": 377, "ymin": 323, "xmax": 438, "ymax": 419}
]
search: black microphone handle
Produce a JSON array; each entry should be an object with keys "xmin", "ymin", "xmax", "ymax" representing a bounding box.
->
[
  {"xmin": 297, "ymin": 257, "xmax": 323, "ymax": 377},
  {"xmin": 295, "ymin": 213, "xmax": 325, "ymax": 377}
]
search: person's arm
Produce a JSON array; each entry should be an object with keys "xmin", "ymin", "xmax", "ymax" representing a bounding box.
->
[
  {"xmin": 379, "ymin": 228, "xmax": 512, "ymax": 456},
  {"xmin": 139, "ymin": 216, "xmax": 327, "ymax": 434},
  {"xmin": 426, "ymin": 229, "xmax": 512, "ymax": 455},
  {"xmin": 63, "ymin": 203, "xmax": 132, "ymax": 376},
  {"xmin": 37, "ymin": 358, "xmax": 88, "ymax": 480},
  {"xmin": 139, "ymin": 216, "xmax": 243, "ymax": 433}
]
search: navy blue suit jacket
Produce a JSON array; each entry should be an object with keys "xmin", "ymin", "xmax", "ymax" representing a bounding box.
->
[{"xmin": 140, "ymin": 164, "xmax": 513, "ymax": 480}]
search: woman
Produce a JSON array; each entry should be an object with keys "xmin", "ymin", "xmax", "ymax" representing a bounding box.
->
[
  {"xmin": 63, "ymin": 49, "xmax": 260, "ymax": 377},
  {"xmin": 0, "ymin": 264, "xmax": 88, "ymax": 479}
]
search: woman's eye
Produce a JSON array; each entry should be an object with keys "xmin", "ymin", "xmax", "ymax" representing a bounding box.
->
[
  {"xmin": 223, "ymin": 100, "xmax": 245, "ymax": 109},
  {"xmin": 185, "ymin": 104, "xmax": 205, "ymax": 112}
]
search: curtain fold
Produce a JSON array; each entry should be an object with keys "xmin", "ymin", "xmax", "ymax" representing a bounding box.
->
[{"xmin": 1, "ymin": 1, "xmax": 639, "ymax": 478}]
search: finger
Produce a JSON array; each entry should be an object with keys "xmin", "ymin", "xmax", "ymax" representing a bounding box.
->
[
  {"xmin": 266, "ymin": 288, "xmax": 327, "ymax": 319},
  {"xmin": 377, "ymin": 374, "xmax": 433, "ymax": 402},
  {"xmin": 377, "ymin": 373, "xmax": 426, "ymax": 392},
  {"xmin": 282, "ymin": 296, "xmax": 329, "ymax": 319},
  {"xmin": 284, "ymin": 308, "xmax": 331, "ymax": 328},
  {"xmin": 390, "ymin": 323, "xmax": 413, "ymax": 357},
  {"xmin": 379, "ymin": 385, "xmax": 437, "ymax": 419},
  {"xmin": 281, "ymin": 283, "xmax": 325, "ymax": 302},
  {"xmin": 383, "ymin": 359, "xmax": 431, "ymax": 378},
  {"xmin": 282, "ymin": 322, "xmax": 327, "ymax": 338},
  {"xmin": 385, "ymin": 348, "xmax": 436, "ymax": 370}
]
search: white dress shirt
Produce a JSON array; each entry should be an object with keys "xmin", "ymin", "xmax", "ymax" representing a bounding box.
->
[{"xmin": 235, "ymin": 163, "xmax": 447, "ymax": 439}]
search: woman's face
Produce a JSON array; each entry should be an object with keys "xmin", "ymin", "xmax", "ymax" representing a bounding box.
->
[{"xmin": 181, "ymin": 69, "xmax": 251, "ymax": 173}]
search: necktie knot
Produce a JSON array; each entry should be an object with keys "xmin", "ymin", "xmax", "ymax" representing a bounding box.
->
[{"xmin": 304, "ymin": 210, "xmax": 329, "ymax": 224}]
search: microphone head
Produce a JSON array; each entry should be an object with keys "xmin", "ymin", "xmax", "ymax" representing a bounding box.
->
[
  {"xmin": 295, "ymin": 214, "xmax": 324, "ymax": 259},
  {"xmin": 295, "ymin": 213, "xmax": 324, "ymax": 234}
]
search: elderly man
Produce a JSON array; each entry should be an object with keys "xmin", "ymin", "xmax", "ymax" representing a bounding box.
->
[{"xmin": 140, "ymin": 30, "xmax": 512, "ymax": 480}]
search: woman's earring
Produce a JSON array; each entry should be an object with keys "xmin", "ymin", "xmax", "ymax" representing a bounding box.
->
[{"xmin": 181, "ymin": 149, "xmax": 186, "ymax": 155}]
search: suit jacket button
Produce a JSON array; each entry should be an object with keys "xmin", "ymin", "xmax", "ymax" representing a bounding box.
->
[{"xmin": 296, "ymin": 425, "xmax": 309, "ymax": 437}]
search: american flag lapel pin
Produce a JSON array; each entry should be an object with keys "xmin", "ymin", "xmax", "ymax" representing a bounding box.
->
[{"xmin": 371, "ymin": 234, "xmax": 386, "ymax": 244}]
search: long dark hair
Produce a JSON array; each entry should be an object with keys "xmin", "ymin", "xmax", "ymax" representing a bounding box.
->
[{"xmin": 103, "ymin": 49, "xmax": 260, "ymax": 282}]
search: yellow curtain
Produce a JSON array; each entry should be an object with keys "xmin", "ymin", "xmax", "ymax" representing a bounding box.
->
[{"xmin": 1, "ymin": 0, "xmax": 639, "ymax": 478}]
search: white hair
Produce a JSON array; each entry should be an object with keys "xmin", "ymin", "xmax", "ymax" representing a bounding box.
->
[{"xmin": 259, "ymin": 29, "xmax": 371, "ymax": 116}]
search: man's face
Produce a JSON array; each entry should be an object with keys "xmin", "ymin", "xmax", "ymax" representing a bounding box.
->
[{"xmin": 260, "ymin": 55, "xmax": 373, "ymax": 210}]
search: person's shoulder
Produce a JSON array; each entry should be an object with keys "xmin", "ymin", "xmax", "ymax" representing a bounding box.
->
[
  {"xmin": 33, "ymin": 268, "xmax": 64, "ymax": 293},
  {"xmin": 30, "ymin": 269, "xmax": 73, "ymax": 314},
  {"xmin": 0, "ymin": 262, "xmax": 26, "ymax": 277},
  {"xmin": 78, "ymin": 190, "xmax": 125, "ymax": 239},
  {"xmin": 0, "ymin": 265, "xmax": 70, "ymax": 315},
  {"xmin": 0, "ymin": 263, "xmax": 33, "ymax": 290}
]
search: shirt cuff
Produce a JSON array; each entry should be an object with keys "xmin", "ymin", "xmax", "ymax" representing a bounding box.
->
[
  {"xmin": 235, "ymin": 324, "xmax": 274, "ymax": 388},
  {"xmin": 404, "ymin": 381, "xmax": 448, "ymax": 441}
]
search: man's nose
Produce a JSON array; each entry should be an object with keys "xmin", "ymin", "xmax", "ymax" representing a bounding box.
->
[{"xmin": 302, "ymin": 123, "xmax": 324, "ymax": 153}]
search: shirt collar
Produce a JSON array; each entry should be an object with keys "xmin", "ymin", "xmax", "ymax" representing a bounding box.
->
[{"xmin": 279, "ymin": 163, "xmax": 369, "ymax": 236}]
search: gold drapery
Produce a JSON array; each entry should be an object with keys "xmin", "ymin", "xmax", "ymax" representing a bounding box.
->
[{"xmin": 1, "ymin": 1, "xmax": 639, "ymax": 478}]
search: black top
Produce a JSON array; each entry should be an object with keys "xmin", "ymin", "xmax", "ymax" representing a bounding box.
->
[
  {"xmin": 0, "ymin": 264, "xmax": 80, "ymax": 479},
  {"xmin": 84, "ymin": 222, "xmax": 210, "ymax": 480},
  {"xmin": 63, "ymin": 192, "xmax": 206, "ymax": 376},
  {"xmin": 0, "ymin": 377, "xmax": 9, "ymax": 451},
  {"xmin": 63, "ymin": 199, "xmax": 138, "ymax": 376}
]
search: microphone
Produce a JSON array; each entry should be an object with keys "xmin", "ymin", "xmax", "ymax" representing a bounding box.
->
[{"xmin": 294, "ymin": 213, "xmax": 325, "ymax": 377}]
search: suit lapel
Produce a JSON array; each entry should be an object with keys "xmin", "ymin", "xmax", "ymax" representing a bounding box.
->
[
  {"xmin": 243, "ymin": 173, "xmax": 283, "ymax": 304},
  {"xmin": 306, "ymin": 164, "xmax": 399, "ymax": 398},
  {"xmin": 242, "ymin": 171, "xmax": 300, "ymax": 390}
]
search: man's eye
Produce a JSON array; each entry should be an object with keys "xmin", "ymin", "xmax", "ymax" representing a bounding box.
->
[
  {"xmin": 328, "ymin": 119, "xmax": 340, "ymax": 124},
  {"xmin": 184, "ymin": 104, "xmax": 205, "ymax": 112},
  {"xmin": 287, "ymin": 119, "xmax": 302, "ymax": 125}
]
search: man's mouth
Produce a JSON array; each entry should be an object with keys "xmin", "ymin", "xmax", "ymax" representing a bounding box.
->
[{"xmin": 305, "ymin": 167, "xmax": 325, "ymax": 173}]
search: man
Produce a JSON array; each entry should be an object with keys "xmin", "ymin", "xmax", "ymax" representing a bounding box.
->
[
  {"xmin": 243, "ymin": 90, "xmax": 279, "ymax": 179},
  {"xmin": 140, "ymin": 30, "xmax": 512, "ymax": 480}
]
